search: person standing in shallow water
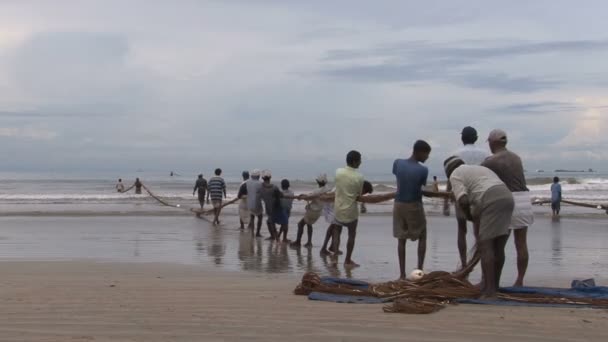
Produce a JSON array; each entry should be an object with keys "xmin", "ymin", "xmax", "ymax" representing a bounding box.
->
[
  {"xmin": 134, "ymin": 178, "xmax": 143, "ymax": 194},
  {"xmin": 193, "ymin": 174, "xmax": 208, "ymax": 216},
  {"xmin": 551, "ymin": 177, "xmax": 562, "ymax": 217},
  {"xmin": 333, "ymin": 150, "xmax": 364, "ymax": 268},
  {"xmin": 207, "ymin": 168, "xmax": 227, "ymax": 225},
  {"xmin": 116, "ymin": 179, "xmax": 125, "ymax": 193}
]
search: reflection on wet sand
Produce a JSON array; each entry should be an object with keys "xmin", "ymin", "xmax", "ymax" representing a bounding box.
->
[
  {"xmin": 551, "ymin": 217, "xmax": 562, "ymax": 267},
  {"xmin": 0, "ymin": 215, "xmax": 605, "ymax": 284}
]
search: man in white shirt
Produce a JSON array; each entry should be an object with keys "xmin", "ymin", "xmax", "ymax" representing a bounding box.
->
[
  {"xmin": 450, "ymin": 126, "xmax": 490, "ymax": 269},
  {"xmin": 444, "ymin": 156, "xmax": 514, "ymax": 299}
]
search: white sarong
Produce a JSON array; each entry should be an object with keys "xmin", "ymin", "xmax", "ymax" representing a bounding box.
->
[{"xmin": 510, "ymin": 191, "xmax": 534, "ymax": 229}]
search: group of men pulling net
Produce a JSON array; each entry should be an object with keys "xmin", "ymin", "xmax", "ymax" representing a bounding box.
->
[{"xmin": 118, "ymin": 179, "xmax": 608, "ymax": 314}]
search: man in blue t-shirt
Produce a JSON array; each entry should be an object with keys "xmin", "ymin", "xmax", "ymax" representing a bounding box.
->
[
  {"xmin": 551, "ymin": 177, "xmax": 562, "ymax": 217},
  {"xmin": 392, "ymin": 140, "xmax": 434, "ymax": 280}
]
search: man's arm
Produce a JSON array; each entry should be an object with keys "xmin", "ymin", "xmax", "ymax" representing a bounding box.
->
[
  {"xmin": 422, "ymin": 190, "xmax": 452, "ymax": 199},
  {"xmin": 223, "ymin": 180, "xmax": 227, "ymax": 198},
  {"xmin": 358, "ymin": 192, "xmax": 396, "ymax": 203},
  {"xmin": 457, "ymin": 195, "xmax": 473, "ymax": 221},
  {"xmin": 237, "ymin": 183, "xmax": 247, "ymax": 199},
  {"xmin": 193, "ymin": 182, "xmax": 198, "ymax": 196}
]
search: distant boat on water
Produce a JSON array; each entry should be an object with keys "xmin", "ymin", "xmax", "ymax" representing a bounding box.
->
[
  {"xmin": 555, "ymin": 169, "xmax": 585, "ymax": 173},
  {"xmin": 536, "ymin": 169, "xmax": 545, "ymax": 173}
]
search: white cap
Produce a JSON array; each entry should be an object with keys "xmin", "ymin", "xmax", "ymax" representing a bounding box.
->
[
  {"xmin": 487, "ymin": 129, "xmax": 508, "ymax": 143},
  {"xmin": 261, "ymin": 169, "xmax": 272, "ymax": 178},
  {"xmin": 250, "ymin": 169, "xmax": 261, "ymax": 177},
  {"xmin": 316, "ymin": 173, "xmax": 328, "ymax": 183}
]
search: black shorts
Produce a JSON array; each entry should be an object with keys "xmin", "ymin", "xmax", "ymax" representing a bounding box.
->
[{"xmin": 551, "ymin": 201, "xmax": 560, "ymax": 211}]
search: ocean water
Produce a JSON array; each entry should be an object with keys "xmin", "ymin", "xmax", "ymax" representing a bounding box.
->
[{"xmin": 0, "ymin": 171, "xmax": 606, "ymax": 216}]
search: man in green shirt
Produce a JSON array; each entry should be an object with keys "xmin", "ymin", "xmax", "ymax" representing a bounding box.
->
[{"xmin": 334, "ymin": 150, "xmax": 364, "ymax": 268}]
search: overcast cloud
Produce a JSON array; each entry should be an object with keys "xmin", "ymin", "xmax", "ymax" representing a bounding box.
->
[{"xmin": 1, "ymin": 0, "xmax": 607, "ymax": 176}]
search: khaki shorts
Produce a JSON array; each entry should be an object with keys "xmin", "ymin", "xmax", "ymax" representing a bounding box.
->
[
  {"xmin": 393, "ymin": 202, "xmax": 427, "ymax": 241},
  {"xmin": 212, "ymin": 200, "xmax": 222, "ymax": 209}
]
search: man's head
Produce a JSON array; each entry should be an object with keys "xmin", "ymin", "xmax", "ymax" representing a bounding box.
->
[
  {"xmin": 487, "ymin": 129, "xmax": 508, "ymax": 153},
  {"xmin": 553, "ymin": 176, "xmax": 560, "ymax": 183},
  {"xmin": 412, "ymin": 140, "xmax": 431, "ymax": 163},
  {"xmin": 281, "ymin": 179, "xmax": 290, "ymax": 190},
  {"xmin": 261, "ymin": 169, "xmax": 272, "ymax": 182},
  {"xmin": 136, "ymin": 178, "xmax": 140, "ymax": 182},
  {"xmin": 316, "ymin": 173, "xmax": 328, "ymax": 187},
  {"xmin": 198, "ymin": 174, "xmax": 203, "ymax": 179},
  {"xmin": 433, "ymin": 176, "xmax": 437, "ymax": 181},
  {"xmin": 346, "ymin": 150, "xmax": 362, "ymax": 168},
  {"xmin": 461, "ymin": 126, "xmax": 478, "ymax": 145},
  {"xmin": 242, "ymin": 171, "xmax": 250, "ymax": 181},
  {"xmin": 214, "ymin": 168, "xmax": 222, "ymax": 176},
  {"xmin": 362, "ymin": 180, "xmax": 373, "ymax": 195},
  {"xmin": 250, "ymin": 169, "xmax": 261, "ymax": 180},
  {"xmin": 444, "ymin": 156, "xmax": 465, "ymax": 178},
  {"xmin": 119, "ymin": 178, "xmax": 122, "ymax": 182}
]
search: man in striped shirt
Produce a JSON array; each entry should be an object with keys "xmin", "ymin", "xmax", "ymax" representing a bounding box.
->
[{"xmin": 207, "ymin": 168, "xmax": 227, "ymax": 225}]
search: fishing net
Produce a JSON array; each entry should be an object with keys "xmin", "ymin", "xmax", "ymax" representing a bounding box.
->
[{"xmin": 294, "ymin": 248, "xmax": 608, "ymax": 314}]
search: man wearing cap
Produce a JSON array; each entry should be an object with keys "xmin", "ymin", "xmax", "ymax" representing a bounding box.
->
[
  {"xmin": 482, "ymin": 129, "xmax": 534, "ymax": 287},
  {"xmin": 334, "ymin": 150, "xmax": 365, "ymax": 267},
  {"xmin": 243, "ymin": 169, "xmax": 264, "ymax": 236},
  {"xmin": 444, "ymin": 156, "xmax": 514, "ymax": 299},
  {"xmin": 290, "ymin": 174, "xmax": 331, "ymax": 248},
  {"xmin": 450, "ymin": 126, "xmax": 491, "ymax": 269},
  {"xmin": 258, "ymin": 169, "xmax": 282, "ymax": 241}
]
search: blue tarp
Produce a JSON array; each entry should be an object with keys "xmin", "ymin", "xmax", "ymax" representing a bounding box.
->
[{"xmin": 309, "ymin": 292, "xmax": 386, "ymax": 304}]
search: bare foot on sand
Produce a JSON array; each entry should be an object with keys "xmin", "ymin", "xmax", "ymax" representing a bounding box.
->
[
  {"xmin": 513, "ymin": 280, "xmax": 524, "ymax": 287},
  {"xmin": 255, "ymin": 234, "xmax": 262, "ymax": 238},
  {"xmin": 344, "ymin": 260, "xmax": 360, "ymax": 268},
  {"xmin": 319, "ymin": 248, "xmax": 330, "ymax": 256},
  {"xmin": 264, "ymin": 237, "xmax": 275, "ymax": 241},
  {"xmin": 290, "ymin": 242, "xmax": 301, "ymax": 248},
  {"xmin": 478, "ymin": 294, "xmax": 498, "ymax": 301},
  {"xmin": 304, "ymin": 242, "xmax": 313, "ymax": 248},
  {"xmin": 335, "ymin": 250, "xmax": 343, "ymax": 255}
]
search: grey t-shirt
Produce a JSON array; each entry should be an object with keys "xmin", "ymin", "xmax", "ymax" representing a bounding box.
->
[
  {"xmin": 258, "ymin": 183, "xmax": 281, "ymax": 216},
  {"xmin": 482, "ymin": 150, "xmax": 528, "ymax": 192}
]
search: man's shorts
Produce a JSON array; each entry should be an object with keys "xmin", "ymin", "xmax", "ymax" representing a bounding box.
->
[
  {"xmin": 551, "ymin": 201, "xmax": 561, "ymax": 212},
  {"xmin": 303, "ymin": 208, "xmax": 322, "ymax": 225},
  {"xmin": 239, "ymin": 204, "xmax": 250, "ymax": 224},
  {"xmin": 509, "ymin": 191, "xmax": 534, "ymax": 230},
  {"xmin": 393, "ymin": 202, "xmax": 427, "ymax": 241},
  {"xmin": 212, "ymin": 200, "xmax": 222, "ymax": 209}
]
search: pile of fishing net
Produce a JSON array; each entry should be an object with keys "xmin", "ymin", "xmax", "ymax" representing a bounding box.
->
[
  {"xmin": 294, "ymin": 270, "xmax": 608, "ymax": 314},
  {"xmin": 294, "ymin": 271, "xmax": 480, "ymax": 314}
]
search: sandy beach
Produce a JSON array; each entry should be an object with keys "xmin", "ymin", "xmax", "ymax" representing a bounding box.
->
[{"xmin": 0, "ymin": 261, "xmax": 606, "ymax": 342}]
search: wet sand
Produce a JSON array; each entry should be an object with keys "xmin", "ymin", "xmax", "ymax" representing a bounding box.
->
[
  {"xmin": 0, "ymin": 214, "xmax": 607, "ymax": 341},
  {"xmin": 0, "ymin": 261, "xmax": 607, "ymax": 342},
  {"xmin": 0, "ymin": 214, "xmax": 606, "ymax": 284}
]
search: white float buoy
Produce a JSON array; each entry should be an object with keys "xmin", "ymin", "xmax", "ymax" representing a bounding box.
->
[
  {"xmin": 408, "ymin": 269, "xmax": 424, "ymax": 281},
  {"xmin": 176, "ymin": 204, "xmax": 181, "ymax": 208}
]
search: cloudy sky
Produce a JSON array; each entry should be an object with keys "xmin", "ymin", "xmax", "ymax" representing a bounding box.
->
[{"xmin": 1, "ymin": 0, "xmax": 607, "ymax": 176}]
